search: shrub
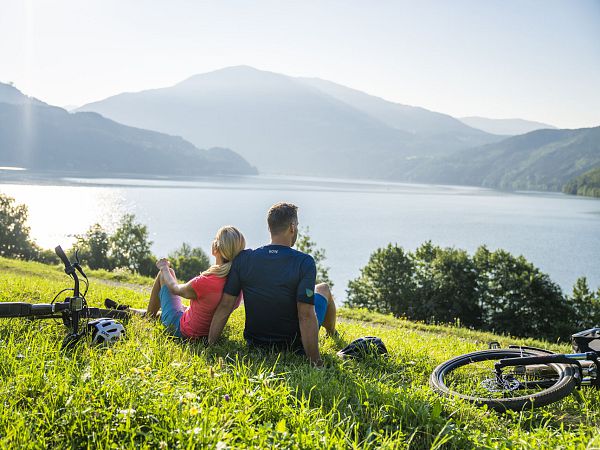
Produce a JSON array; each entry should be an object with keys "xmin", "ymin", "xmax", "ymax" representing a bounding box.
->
[{"xmin": 168, "ymin": 243, "xmax": 210, "ymax": 282}]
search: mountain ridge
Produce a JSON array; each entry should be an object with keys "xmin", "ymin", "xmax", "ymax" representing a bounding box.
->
[
  {"xmin": 77, "ymin": 66, "xmax": 502, "ymax": 177},
  {"xmin": 406, "ymin": 126, "xmax": 600, "ymax": 191},
  {"xmin": 459, "ymin": 116, "xmax": 557, "ymax": 136},
  {"xmin": 0, "ymin": 82, "xmax": 257, "ymax": 177}
]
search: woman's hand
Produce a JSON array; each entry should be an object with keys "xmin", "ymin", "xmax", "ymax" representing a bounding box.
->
[{"xmin": 156, "ymin": 258, "xmax": 170, "ymax": 271}]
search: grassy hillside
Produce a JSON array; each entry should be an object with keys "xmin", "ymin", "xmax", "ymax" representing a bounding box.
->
[
  {"xmin": 563, "ymin": 166, "xmax": 600, "ymax": 198},
  {"xmin": 1, "ymin": 257, "xmax": 599, "ymax": 448}
]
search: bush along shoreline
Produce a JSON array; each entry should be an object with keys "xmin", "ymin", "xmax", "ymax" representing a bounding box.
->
[{"xmin": 347, "ymin": 241, "xmax": 600, "ymax": 342}]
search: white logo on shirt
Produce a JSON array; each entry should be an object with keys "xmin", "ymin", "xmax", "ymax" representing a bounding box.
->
[{"xmin": 269, "ymin": 250, "xmax": 278, "ymax": 254}]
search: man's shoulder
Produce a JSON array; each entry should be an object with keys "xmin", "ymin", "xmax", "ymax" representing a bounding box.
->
[
  {"xmin": 289, "ymin": 247, "xmax": 315, "ymax": 267},
  {"xmin": 237, "ymin": 245, "xmax": 314, "ymax": 264}
]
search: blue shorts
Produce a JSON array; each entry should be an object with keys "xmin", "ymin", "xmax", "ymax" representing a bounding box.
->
[
  {"xmin": 159, "ymin": 285, "xmax": 186, "ymax": 338},
  {"xmin": 314, "ymin": 293, "xmax": 328, "ymax": 327}
]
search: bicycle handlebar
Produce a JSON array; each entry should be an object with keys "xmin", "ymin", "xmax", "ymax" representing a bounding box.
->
[
  {"xmin": 0, "ymin": 302, "xmax": 71, "ymax": 318},
  {"xmin": 54, "ymin": 245, "xmax": 71, "ymax": 271}
]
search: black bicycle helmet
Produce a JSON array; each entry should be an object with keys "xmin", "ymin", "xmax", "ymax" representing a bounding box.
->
[
  {"xmin": 571, "ymin": 327, "xmax": 600, "ymax": 353},
  {"xmin": 87, "ymin": 318, "xmax": 126, "ymax": 346},
  {"xmin": 337, "ymin": 336, "xmax": 388, "ymax": 359}
]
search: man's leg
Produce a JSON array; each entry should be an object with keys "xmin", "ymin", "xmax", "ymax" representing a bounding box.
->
[{"xmin": 316, "ymin": 283, "xmax": 337, "ymax": 336}]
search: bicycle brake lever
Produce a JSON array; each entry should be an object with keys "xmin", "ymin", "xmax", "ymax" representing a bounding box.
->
[{"xmin": 73, "ymin": 263, "xmax": 87, "ymax": 279}]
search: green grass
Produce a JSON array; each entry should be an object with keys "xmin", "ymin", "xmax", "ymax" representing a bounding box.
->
[{"xmin": 1, "ymin": 257, "xmax": 600, "ymax": 449}]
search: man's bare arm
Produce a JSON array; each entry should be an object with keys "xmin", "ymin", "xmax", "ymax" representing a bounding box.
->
[
  {"xmin": 208, "ymin": 293, "xmax": 238, "ymax": 344},
  {"xmin": 297, "ymin": 301, "xmax": 322, "ymax": 366}
]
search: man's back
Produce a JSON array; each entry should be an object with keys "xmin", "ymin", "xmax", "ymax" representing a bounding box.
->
[{"xmin": 224, "ymin": 244, "xmax": 316, "ymax": 346}]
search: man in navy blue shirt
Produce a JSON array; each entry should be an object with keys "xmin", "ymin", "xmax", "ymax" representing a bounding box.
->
[{"xmin": 208, "ymin": 202, "xmax": 336, "ymax": 366}]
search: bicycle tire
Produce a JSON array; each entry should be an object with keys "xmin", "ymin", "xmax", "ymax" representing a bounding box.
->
[{"xmin": 430, "ymin": 348, "xmax": 578, "ymax": 411}]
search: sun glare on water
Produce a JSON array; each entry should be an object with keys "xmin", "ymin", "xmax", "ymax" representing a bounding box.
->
[{"xmin": 1, "ymin": 184, "xmax": 127, "ymax": 250}]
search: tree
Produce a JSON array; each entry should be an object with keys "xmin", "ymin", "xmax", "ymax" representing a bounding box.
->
[
  {"xmin": 109, "ymin": 214, "xmax": 154, "ymax": 275},
  {"xmin": 346, "ymin": 244, "xmax": 415, "ymax": 316},
  {"xmin": 412, "ymin": 242, "xmax": 482, "ymax": 327},
  {"xmin": 347, "ymin": 241, "xmax": 579, "ymax": 341},
  {"xmin": 474, "ymin": 247, "xmax": 572, "ymax": 341},
  {"xmin": 168, "ymin": 243, "xmax": 210, "ymax": 282},
  {"xmin": 0, "ymin": 193, "xmax": 37, "ymax": 259},
  {"xmin": 73, "ymin": 223, "xmax": 111, "ymax": 270},
  {"xmin": 569, "ymin": 277, "xmax": 600, "ymax": 329},
  {"xmin": 295, "ymin": 227, "xmax": 333, "ymax": 287}
]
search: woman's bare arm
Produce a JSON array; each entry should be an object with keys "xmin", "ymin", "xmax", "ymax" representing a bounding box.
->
[{"xmin": 157, "ymin": 258, "xmax": 197, "ymax": 300}]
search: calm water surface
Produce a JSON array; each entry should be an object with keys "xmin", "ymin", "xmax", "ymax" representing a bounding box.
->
[{"xmin": 1, "ymin": 173, "xmax": 599, "ymax": 298}]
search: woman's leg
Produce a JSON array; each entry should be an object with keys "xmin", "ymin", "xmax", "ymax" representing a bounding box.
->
[
  {"xmin": 145, "ymin": 268, "xmax": 179, "ymax": 319},
  {"xmin": 145, "ymin": 272, "xmax": 163, "ymax": 317}
]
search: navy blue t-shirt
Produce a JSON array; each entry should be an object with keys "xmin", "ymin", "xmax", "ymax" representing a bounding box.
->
[{"xmin": 223, "ymin": 244, "xmax": 317, "ymax": 346}]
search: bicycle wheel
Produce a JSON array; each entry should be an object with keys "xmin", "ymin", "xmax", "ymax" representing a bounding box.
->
[{"xmin": 430, "ymin": 348, "xmax": 578, "ymax": 411}]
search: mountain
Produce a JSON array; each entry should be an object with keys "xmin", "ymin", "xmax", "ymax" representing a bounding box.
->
[
  {"xmin": 297, "ymin": 77, "xmax": 502, "ymax": 153},
  {"xmin": 0, "ymin": 82, "xmax": 46, "ymax": 106},
  {"xmin": 459, "ymin": 116, "xmax": 557, "ymax": 136},
  {"xmin": 0, "ymin": 83, "xmax": 256, "ymax": 176},
  {"xmin": 406, "ymin": 127, "xmax": 600, "ymax": 191},
  {"xmin": 78, "ymin": 66, "xmax": 501, "ymax": 177}
]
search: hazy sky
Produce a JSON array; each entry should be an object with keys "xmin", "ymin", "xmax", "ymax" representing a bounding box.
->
[{"xmin": 1, "ymin": 0, "xmax": 599, "ymax": 128}]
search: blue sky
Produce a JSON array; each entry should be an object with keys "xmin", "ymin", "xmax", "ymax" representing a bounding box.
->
[{"xmin": 1, "ymin": 0, "xmax": 599, "ymax": 128}]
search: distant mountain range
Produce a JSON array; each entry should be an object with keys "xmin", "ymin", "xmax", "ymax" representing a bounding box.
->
[
  {"xmin": 406, "ymin": 127, "xmax": 600, "ymax": 191},
  {"xmin": 0, "ymin": 83, "xmax": 256, "ymax": 176},
  {"xmin": 78, "ymin": 66, "xmax": 504, "ymax": 178},
  {"xmin": 4, "ymin": 67, "xmax": 597, "ymax": 193},
  {"xmin": 459, "ymin": 116, "xmax": 557, "ymax": 136}
]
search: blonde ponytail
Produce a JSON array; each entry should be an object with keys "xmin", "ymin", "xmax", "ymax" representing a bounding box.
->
[{"xmin": 202, "ymin": 226, "xmax": 245, "ymax": 278}]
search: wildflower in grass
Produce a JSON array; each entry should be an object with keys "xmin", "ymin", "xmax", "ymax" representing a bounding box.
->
[
  {"xmin": 189, "ymin": 406, "xmax": 199, "ymax": 416},
  {"xmin": 223, "ymin": 394, "xmax": 230, "ymax": 402},
  {"xmin": 159, "ymin": 442, "xmax": 168, "ymax": 450},
  {"xmin": 118, "ymin": 408, "xmax": 136, "ymax": 418},
  {"xmin": 181, "ymin": 392, "xmax": 197, "ymax": 404}
]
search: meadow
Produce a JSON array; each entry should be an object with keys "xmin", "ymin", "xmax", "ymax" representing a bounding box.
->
[{"xmin": 1, "ymin": 257, "xmax": 599, "ymax": 449}]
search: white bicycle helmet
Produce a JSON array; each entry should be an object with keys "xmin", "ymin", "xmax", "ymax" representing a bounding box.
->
[{"xmin": 87, "ymin": 318, "xmax": 126, "ymax": 345}]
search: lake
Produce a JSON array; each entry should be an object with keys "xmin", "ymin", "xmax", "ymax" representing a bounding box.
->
[{"xmin": 1, "ymin": 172, "xmax": 599, "ymax": 299}]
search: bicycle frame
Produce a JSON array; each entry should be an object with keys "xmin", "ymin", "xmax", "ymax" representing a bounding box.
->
[{"xmin": 495, "ymin": 351, "xmax": 600, "ymax": 387}]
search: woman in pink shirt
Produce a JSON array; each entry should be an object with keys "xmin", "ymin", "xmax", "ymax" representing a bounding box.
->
[{"xmin": 146, "ymin": 226, "xmax": 245, "ymax": 339}]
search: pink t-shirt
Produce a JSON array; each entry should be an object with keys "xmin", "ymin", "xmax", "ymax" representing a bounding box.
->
[{"xmin": 179, "ymin": 274, "xmax": 241, "ymax": 339}]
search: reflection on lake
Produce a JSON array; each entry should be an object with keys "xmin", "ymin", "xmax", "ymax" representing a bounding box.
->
[{"xmin": 1, "ymin": 173, "xmax": 599, "ymax": 298}]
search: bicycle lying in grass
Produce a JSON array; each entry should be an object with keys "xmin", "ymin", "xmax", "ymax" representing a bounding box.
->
[
  {"xmin": 0, "ymin": 245, "xmax": 127, "ymax": 349},
  {"xmin": 430, "ymin": 328, "xmax": 600, "ymax": 411}
]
